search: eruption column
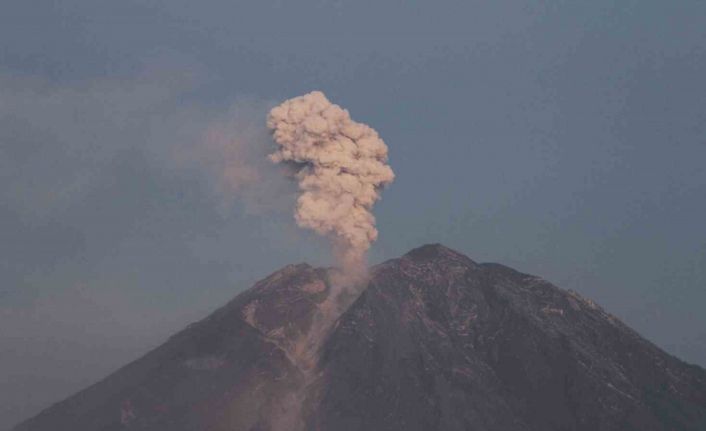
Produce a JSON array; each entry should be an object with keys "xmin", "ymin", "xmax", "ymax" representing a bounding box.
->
[{"xmin": 267, "ymin": 91, "xmax": 394, "ymax": 273}]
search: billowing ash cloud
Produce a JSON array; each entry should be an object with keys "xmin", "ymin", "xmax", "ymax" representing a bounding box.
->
[{"xmin": 267, "ymin": 91, "xmax": 394, "ymax": 272}]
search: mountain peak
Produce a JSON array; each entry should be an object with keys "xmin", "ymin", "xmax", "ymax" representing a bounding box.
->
[
  {"xmin": 402, "ymin": 243, "xmax": 476, "ymax": 264},
  {"xmin": 14, "ymin": 245, "xmax": 706, "ymax": 431}
]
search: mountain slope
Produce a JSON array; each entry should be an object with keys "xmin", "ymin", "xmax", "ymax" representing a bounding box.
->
[
  {"xmin": 14, "ymin": 244, "xmax": 706, "ymax": 431},
  {"xmin": 313, "ymin": 244, "xmax": 706, "ymax": 430}
]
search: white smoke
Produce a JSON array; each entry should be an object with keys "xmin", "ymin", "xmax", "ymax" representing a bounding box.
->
[{"xmin": 267, "ymin": 91, "xmax": 394, "ymax": 273}]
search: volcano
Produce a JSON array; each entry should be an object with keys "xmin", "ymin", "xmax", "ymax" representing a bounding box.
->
[{"xmin": 13, "ymin": 244, "xmax": 706, "ymax": 430}]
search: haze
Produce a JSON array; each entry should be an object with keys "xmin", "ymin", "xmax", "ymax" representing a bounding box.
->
[{"xmin": 1, "ymin": 1, "xmax": 705, "ymax": 429}]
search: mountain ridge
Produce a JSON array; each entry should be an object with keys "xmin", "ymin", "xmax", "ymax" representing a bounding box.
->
[{"xmin": 13, "ymin": 244, "xmax": 706, "ymax": 431}]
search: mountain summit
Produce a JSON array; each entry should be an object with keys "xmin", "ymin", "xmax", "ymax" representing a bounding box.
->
[{"xmin": 14, "ymin": 244, "xmax": 706, "ymax": 430}]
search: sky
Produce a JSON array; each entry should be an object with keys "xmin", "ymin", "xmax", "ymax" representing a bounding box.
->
[{"xmin": 1, "ymin": 0, "xmax": 705, "ymax": 428}]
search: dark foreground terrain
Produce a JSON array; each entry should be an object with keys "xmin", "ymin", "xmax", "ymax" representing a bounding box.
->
[{"xmin": 14, "ymin": 244, "xmax": 706, "ymax": 430}]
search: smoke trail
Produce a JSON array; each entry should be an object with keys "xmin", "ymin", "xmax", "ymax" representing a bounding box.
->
[
  {"xmin": 267, "ymin": 91, "xmax": 394, "ymax": 273},
  {"xmin": 265, "ymin": 92, "xmax": 393, "ymax": 430}
]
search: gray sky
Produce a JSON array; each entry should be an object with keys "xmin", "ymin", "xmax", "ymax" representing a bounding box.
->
[{"xmin": 1, "ymin": 1, "xmax": 705, "ymax": 428}]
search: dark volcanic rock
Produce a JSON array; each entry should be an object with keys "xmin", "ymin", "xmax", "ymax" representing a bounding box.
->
[
  {"xmin": 13, "ymin": 263, "xmax": 330, "ymax": 431},
  {"xmin": 14, "ymin": 244, "xmax": 706, "ymax": 431},
  {"xmin": 312, "ymin": 244, "xmax": 706, "ymax": 430}
]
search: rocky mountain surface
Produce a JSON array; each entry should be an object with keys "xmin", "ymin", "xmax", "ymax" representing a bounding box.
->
[{"xmin": 14, "ymin": 244, "xmax": 706, "ymax": 430}]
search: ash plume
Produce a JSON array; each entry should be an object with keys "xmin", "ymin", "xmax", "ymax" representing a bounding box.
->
[{"xmin": 267, "ymin": 91, "xmax": 395, "ymax": 274}]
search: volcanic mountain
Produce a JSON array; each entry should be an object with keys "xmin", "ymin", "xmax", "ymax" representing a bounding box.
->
[{"xmin": 13, "ymin": 244, "xmax": 706, "ymax": 430}]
